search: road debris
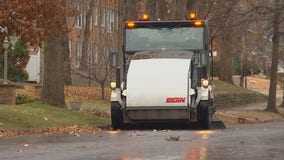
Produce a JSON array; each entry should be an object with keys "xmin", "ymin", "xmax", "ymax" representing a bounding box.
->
[{"xmin": 165, "ymin": 136, "xmax": 180, "ymax": 141}]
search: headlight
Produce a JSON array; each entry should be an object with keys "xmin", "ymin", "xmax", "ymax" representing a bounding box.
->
[
  {"xmin": 201, "ymin": 79, "xmax": 209, "ymax": 88},
  {"xmin": 110, "ymin": 82, "xmax": 117, "ymax": 90}
]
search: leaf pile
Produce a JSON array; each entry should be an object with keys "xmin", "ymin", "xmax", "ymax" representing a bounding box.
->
[{"xmin": 0, "ymin": 125, "xmax": 109, "ymax": 138}]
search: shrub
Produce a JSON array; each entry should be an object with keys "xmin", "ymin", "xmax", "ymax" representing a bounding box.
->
[{"xmin": 16, "ymin": 94, "xmax": 34, "ymax": 104}]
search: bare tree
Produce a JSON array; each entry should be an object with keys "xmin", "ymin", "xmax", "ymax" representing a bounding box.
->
[
  {"xmin": 191, "ymin": 0, "xmax": 241, "ymax": 84},
  {"xmin": 91, "ymin": 53, "xmax": 110, "ymax": 100},
  {"xmin": 80, "ymin": 0, "xmax": 95, "ymax": 71},
  {"xmin": 265, "ymin": 0, "xmax": 283, "ymax": 112},
  {"xmin": 123, "ymin": 0, "xmax": 139, "ymax": 20},
  {"xmin": 236, "ymin": 0, "xmax": 283, "ymax": 112},
  {"xmin": 146, "ymin": 0, "xmax": 157, "ymax": 19},
  {"xmin": 42, "ymin": 0, "xmax": 73, "ymax": 107}
]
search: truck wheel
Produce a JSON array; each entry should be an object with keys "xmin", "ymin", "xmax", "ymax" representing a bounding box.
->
[
  {"xmin": 197, "ymin": 101, "xmax": 210, "ymax": 129},
  {"xmin": 111, "ymin": 102, "xmax": 123, "ymax": 130}
]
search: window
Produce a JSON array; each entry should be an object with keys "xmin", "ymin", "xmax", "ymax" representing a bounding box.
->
[
  {"xmin": 75, "ymin": 4, "xmax": 82, "ymax": 28},
  {"xmin": 68, "ymin": 40, "xmax": 72, "ymax": 59},
  {"xmin": 75, "ymin": 43, "xmax": 82, "ymax": 68},
  {"xmin": 87, "ymin": 44, "xmax": 92, "ymax": 66},
  {"xmin": 107, "ymin": 10, "xmax": 110, "ymax": 32},
  {"xmin": 112, "ymin": 53, "xmax": 117, "ymax": 67},
  {"xmin": 110, "ymin": 11, "xmax": 114, "ymax": 32},
  {"xmin": 125, "ymin": 27, "xmax": 204, "ymax": 51},
  {"xmin": 115, "ymin": 12, "xmax": 119, "ymax": 31},
  {"xmin": 107, "ymin": 10, "xmax": 115, "ymax": 33},
  {"xmin": 94, "ymin": 45, "xmax": 98, "ymax": 64},
  {"xmin": 89, "ymin": 15, "xmax": 93, "ymax": 30},
  {"xmin": 94, "ymin": 7, "xmax": 98, "ymax": 26},
  {"xmin": 101, "ymin": 8, "xmax": 105, "ymax": 27},
  {"xmin": 109, "ymin": 49, "xmax": 118, "ymax": 68}
]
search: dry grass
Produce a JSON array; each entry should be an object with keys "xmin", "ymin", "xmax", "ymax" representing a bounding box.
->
[
  {"xmin": 65, "ymin": 85, "xmax": 111, "ymax": 101},
  {"xmin": 247, "ymin": 76, "xmax": 281, "ymax": 89},
  {"xmin": 16, "ymin": 84, "xmax": 111, "ymax": 101},
  {"xmin": 215, "ymin": 107, "xmax": 284, "ymax": 126}
]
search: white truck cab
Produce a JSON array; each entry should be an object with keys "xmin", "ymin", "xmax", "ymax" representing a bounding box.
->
[{"xmin": 110, "ymin": 13, "xmax": 215, "ymax": 130}]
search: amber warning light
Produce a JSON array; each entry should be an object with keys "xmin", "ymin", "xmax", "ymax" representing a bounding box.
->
[
  {"xmin": 188, "ymin": 11, "xmax": 197, "ymax": 20},
  {"xmin": 140, "ymin": 13, "xmax": 150, "ymax": 21},
  {"xmin": 126, "ymin": 22, "xmax": 135, "ymax": 28},
  {"xmin": 194, "ymin": 21, "xmax": 203, "ymax": 26}
]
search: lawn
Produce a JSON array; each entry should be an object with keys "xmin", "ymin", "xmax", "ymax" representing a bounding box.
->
[
  {"xmin": 0, "ymin": 79, "xmax": 271, "ymax": 131},
  {"xmin": 0, "ymin": 101, "xmax": 109, "ymax": 130},
  {"xmin": 213, "ymin": 80, "xmax": 259, "ymax": 95}
]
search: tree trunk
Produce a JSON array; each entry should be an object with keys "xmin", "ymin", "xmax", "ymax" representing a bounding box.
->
[
  {"xmin": 218, "ymin": 28, "xmax": 234, "ymax": 84},
  {"xmin": 175, "ymin": 0, "xmax": 187, "ymax": 20},
  {"xmin": 186, "ymin": 0, "xmax": 197, "ymax": 10},
  {"xmin": 240, "ymin": 75, "xmax": 244, "ymax": 87},
  {"xmin": 280, "ymin": 79, "xmax": 284, "ymax": 107},
  {"xmin": 146, "ymin": 0, "xmax": 157, "ymax": 19},
  {"xmin": 41, "ymin": 0, "xmax": 68, "ymax": 107},
  {"xmin": 62, "ymin": 15, "xmax": 72, "ymax": 85},
  {"xmin": 266, "ymin": 0, "xmax": 281, "ymax": 113},
  {"xmin": 124, "ymin": 0, "xmax": 138, "ymax": 20},
  {"xmin": 80, "ymin": 0, "xmax": 95, "ymax": 71},
  {"xmin": 280, "ymin": 101, "xmax": 284, "ymax": 108},
  {"xmin": 158, "ymin": 0, "xmax": 168, "ymax": 20},
  {"xmin": 42, "ymin": 34, "xmax": 66, "ymax": 107},
  {"xmin": 100, "ymin": 83, "xmax": 105, "ymax": 100}
]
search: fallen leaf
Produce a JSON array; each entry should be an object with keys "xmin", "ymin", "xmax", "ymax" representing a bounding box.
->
[
  {"xmin": 238, "ymin": 117, "xmax": 246, "ymax": 124},
  {"xmin": 44, "ymin": 117, "xmax": 48, "ymax": 121},
  {"xmin": 166, "ymin": 136, "xmax": 180, "ymax": 141}
]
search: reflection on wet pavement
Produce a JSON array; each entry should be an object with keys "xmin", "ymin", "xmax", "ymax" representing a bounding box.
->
[{"xmin": 195, "ymin": 130, "xmax": 214, "ymax": 140}]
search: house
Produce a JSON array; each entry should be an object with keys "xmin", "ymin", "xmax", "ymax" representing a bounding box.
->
[
  {"xmin": 26, "ymin": 48, "xmax": 41, "ymax": 83},
  {"xmin": 25, "ymin": 0, "xmax": 122, "ymax": 86},
  {"xmin": 67, "ymin": 0, "xmax": 122, "ymax": 86}
]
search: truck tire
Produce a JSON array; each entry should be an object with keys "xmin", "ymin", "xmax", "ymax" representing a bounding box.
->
[
  {"xmin": 111, "ymin": 102, "xmax": 123, "ymax": 130},
  {"xmin": 197, "ymin": 101, "xmax": 210, "ymax": 129}
]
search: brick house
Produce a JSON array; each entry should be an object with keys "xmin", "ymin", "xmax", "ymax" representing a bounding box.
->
[{"xmin": 67, "ymin": 0, "xmax": 122, "ymax": 86}]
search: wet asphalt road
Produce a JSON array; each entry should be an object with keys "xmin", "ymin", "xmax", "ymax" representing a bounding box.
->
[{"xmin": 0, "ymin": 122, "xmax": 283, "ymax": 160}]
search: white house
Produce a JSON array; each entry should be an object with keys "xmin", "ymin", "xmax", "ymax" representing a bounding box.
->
[{"xmin": 26, "ymin": 48, "xmax": 41, "ymax": 83}]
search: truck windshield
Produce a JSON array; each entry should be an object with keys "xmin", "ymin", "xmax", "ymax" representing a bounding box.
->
[{"xmin": 125, "ymin": 27, "xmax": 204, "ymax": 52}]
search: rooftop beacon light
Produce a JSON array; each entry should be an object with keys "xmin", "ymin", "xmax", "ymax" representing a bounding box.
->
[
  {"xmin": 140, "ymin": 13, "xmax": 150, "ymax": 21},
  {"xmin": 188, "ymin": 11, "xmax": 197, "ymax": 20},
  {"xmin": 194, "ymin": 21, "xmax": 203, "ymax": 26},
  {"xmin": 126, "ymin": 22, "xmax": 135, "ymax": 28}
]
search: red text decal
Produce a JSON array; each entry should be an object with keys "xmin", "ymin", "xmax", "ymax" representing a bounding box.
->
[{"xmin": 166, "ymin": 97, "xmax": 186, "ymax": 103}]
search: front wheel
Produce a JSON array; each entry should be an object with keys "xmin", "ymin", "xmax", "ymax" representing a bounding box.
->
[
  {"xmin": 197, "ymin": 101, "xmax": 211, "ymax": 129},
  {"xmin": 111, "ymin": 102, "xmax": 123, "ymax": 130}
]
